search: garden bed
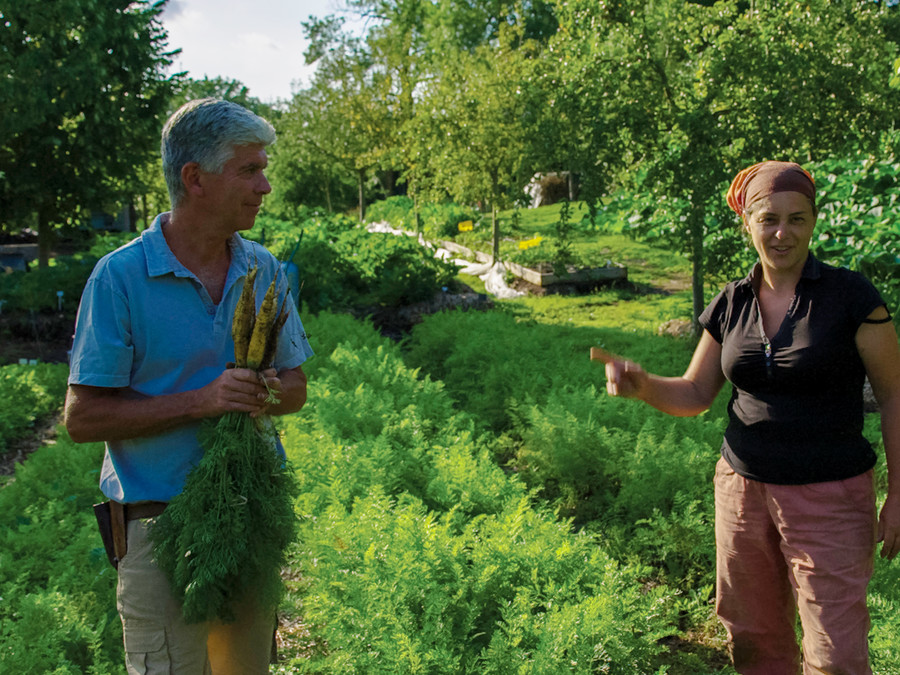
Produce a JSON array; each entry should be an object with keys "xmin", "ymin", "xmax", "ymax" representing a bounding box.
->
[{"xmin": 436, "ymin": 238, "xmax": 627, "ymax": 290}]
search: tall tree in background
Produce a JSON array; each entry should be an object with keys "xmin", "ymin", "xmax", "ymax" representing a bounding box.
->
[
  {"xmin": 267, "ymin": 86, "xmax": 359, "ymax": 219},
  {"xmin": 0, "ymin": 0, "xmax": 176, "ymax": 265},
  {"xmin": 290, "ymin": 14, "xmax": 402, "ymax": 220},
  {"xmin": 410, "ymin": 24, "xmax": 540, "ymax": 259}
]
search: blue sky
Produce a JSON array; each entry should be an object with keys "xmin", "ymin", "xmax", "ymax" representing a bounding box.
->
[{"xmin": 159, "ymin": 0, "xmax": 352, "ymax": 102}]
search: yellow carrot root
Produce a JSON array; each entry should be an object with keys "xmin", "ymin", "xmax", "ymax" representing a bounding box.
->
[
  {"xmin": 232, "ymin": 265, "xmax": 258, "ymax": 368},
  {"xmin": 246, "ymin": 275, "xmax": 278, "ymax": 371}
]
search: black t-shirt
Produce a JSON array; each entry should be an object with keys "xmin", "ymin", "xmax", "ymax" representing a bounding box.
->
[{"xmin": 699, "ymin": 255, "xmax": 886, "ymax": 484}]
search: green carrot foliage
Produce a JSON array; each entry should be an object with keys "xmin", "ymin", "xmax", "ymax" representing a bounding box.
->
[{"xmin": 149, "ymin": 413, "xmax": 299, "ymax": 623}]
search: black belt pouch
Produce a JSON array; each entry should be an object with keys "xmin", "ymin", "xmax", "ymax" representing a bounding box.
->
[{"xmin": 93, "ymin": 501, "xmax": 118, "ymax": 569}]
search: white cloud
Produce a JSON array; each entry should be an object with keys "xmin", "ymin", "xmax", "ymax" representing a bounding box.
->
[
  {"xmin": 159, "ymin": 0, "xmax": 339, "ymax": 102},
  {"xmin": 239, "ymin": 32, "xmax": 282, "ymax": 52}
]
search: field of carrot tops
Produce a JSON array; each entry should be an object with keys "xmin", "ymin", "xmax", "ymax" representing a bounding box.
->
[{"xmin": 2, "ymin": 201, "xmax": 899, "ymax": 673}]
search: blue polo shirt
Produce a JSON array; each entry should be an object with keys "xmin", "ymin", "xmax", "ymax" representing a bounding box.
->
[{"xmin": 68, "ymin": 213, "xmax": 314, "ymax": 502}]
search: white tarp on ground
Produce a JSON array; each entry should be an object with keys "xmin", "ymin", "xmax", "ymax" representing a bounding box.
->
[
  {"xmin": 453, "ymin": 260, "xmax": 524, "ymax": 299},
  {"xmin": 366, "ymin": 222, "xmax": 524, "ymax": 299}
]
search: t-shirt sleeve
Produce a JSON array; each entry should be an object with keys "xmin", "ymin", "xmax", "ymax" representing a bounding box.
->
[
  {"xmin": 67, "ymin": 271, "xmax": 135, "ymax": 388},
  {"xmin": 845, "ymin": 270, "xmax": 887, "ymax": 327},
  {"xmin": 699, "ymin": 286, "xmax": 730, "ymax": 344}
]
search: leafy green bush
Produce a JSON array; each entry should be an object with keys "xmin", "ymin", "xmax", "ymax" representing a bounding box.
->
[
  {"xmin": 0, "ymin": 363, "xmax": 68, "ymax": 453},
  {"xmin": 367, "ymin": 197, "xmax": 480, "ymax": 240},
  {"xmin": 0, "ymin": 231, "xmax": 139, "ymax": 316},
  {"xmin": 0, "ymin": 431, "xmax": 117, "ymax": 674},
  {"xmin": 365, "ymin": 195, "xmax": 417, "ymax": 229},
  {"xmin": 0, "ymin": 257, "xmax": 100, "ymax": 314},
  {"xmin": 420, "ymin": 202, "xmax": 480, "ymax": 240},
  {"xmin": 812, "ymin": 157, "xmax": 900, "ymax": 312},
  {"xmin": 249, "ymin": 214, "xmax": 459, "ymax": 313}
]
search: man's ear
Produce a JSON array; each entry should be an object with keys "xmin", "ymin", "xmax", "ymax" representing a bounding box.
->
[{"xmin": 181, "ymin": 162, "xmax": 203, "ymax": 197}]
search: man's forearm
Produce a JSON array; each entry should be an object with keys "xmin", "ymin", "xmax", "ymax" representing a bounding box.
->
[
  {"xmin": 64, "ymin": 386, "xmax": 205, "ymax": 443},
  {"xmin": 66, "ymin": 365, "xmax": 308, "ymax": 443}
]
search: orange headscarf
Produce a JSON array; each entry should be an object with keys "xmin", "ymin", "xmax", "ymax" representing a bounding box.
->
[{"xmin": 726, "ymin": 161, "xmax": 816, "ymax": 215}]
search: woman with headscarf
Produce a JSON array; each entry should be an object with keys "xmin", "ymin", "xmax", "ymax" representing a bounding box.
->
[{"xmin": 591, "ymin": 161, "xmax": 900, "ymax": 674}]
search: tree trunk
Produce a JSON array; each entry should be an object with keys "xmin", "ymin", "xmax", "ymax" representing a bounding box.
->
[
  {"xmin": 491, "ymin": 203, "xmax": 500, "ymax": 265},
  {"xmin": 413, "ymin": 192, "xmax": 422, "ymax": 234},
  {"xmin": 324, "ymin": 179, "xmax": 333, "ymax": 213},
  {"xmin": 37, "ymin": 206, "xmax": 52, "ymax": 269},
  {"xmin": 357, "ymin": 168, "xmax": 366, "ymax": 222},
  {"xmin": 689, "ymin": 210, "xmax": 705, "ymax": 336},
  {"xmin": 490, "ymin": 171, "xmax": 501, "ymax": 265},
  {"xmin": 567, "ymin": 172, "xmax": 579, "ymax": 201}
]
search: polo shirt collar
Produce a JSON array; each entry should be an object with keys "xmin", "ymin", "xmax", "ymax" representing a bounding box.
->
[{"xmin": 141, "ymin": 212, "xmax": 251, "ymax": 279}]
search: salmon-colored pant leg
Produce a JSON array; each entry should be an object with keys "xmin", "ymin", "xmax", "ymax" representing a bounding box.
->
[{"xmin": 714, "ymin": 458, "xmax": 877, "ymax": 675}]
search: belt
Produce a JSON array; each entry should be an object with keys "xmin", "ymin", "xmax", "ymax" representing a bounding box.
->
[{"xmin": 124, "ymin": 501, "xmax": 168, "ymax": 521}]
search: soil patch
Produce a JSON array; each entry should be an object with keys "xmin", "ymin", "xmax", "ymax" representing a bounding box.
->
[
  {"xmin": 509, "ymin": 275, "xmax": 635, "ymax": 297},
  {"xmin": 0, "ymin": 311, "xmax": 75, "ymax": 366},
  {"xmin": 352, "ymin": 282, "xmax": 494, "ymax": 340}
]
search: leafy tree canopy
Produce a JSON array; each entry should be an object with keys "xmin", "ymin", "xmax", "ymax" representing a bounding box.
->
[
  {"xmin": 548, "ymin": 0, "xmax": 900, "ymax": 324},
  {"xmin": 0, "ymin": 0, "xmax": 176, "ymax": 263}
]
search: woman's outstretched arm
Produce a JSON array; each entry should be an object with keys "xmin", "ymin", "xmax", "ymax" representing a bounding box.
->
[{"xmin": 591, "ymin": 330, "xmax": 726, "ymax": 417}]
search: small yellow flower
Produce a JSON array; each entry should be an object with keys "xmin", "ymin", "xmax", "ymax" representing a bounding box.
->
[
  {"xmin": 518, "ymin": 236, "xmax": 543, "ymax": 250},
  {"xmin": 457, "ymin": 220, "xmax": 474, "ymax": 232}
]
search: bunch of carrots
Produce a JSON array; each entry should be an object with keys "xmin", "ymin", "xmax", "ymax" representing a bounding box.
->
[{"xmin": 150, "ymin": 264, "xmax": 300, "ymax": 624}]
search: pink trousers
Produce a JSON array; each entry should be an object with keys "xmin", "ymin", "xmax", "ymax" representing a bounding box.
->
[{"xmin": 714, "ymin": 457, "xmax": 877, "ymax": 675}]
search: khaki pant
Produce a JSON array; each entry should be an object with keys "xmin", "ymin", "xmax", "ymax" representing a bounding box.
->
[
  {"xmin": 714, "ymin": 457, "xmax": 877, "ymax": 675},
  {"xmin": 117, "ymin": 518, "xmax": 275, "ymax": 675}
]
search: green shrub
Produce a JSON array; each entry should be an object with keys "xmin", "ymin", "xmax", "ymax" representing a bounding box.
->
[
  {"xmin": 0, "ymin": 363, "xmax": 69, "ymax": 453},
  {"xmin": 0, "ymin": 431, "xmax": 118, "ymax": 674},
  {"xmin": 248, "ymin": 214, "xmax": 458, "ymax": 313},
  {"xmin": 367, "ymin": 197, "xmax": 480, "ymax": 241},
  {"xmin": 365, "ymin": 195, "xmax": 416, "ymax": 230},
  {"xmin": 812, "ymin": 157, "xmax": 900, "ymax": 312},
  {"xmin": 0, "ymin": 257, "xmax": 99, "ymax": 314},
  {"xmin": 420, "ymin": 202, "xmax": 480, "ymax": 240}
]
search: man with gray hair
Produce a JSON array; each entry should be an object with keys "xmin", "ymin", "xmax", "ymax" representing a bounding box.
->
[{"xmin": 65, "ymin": 99, "xmax": 313, "ymax": 673}]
